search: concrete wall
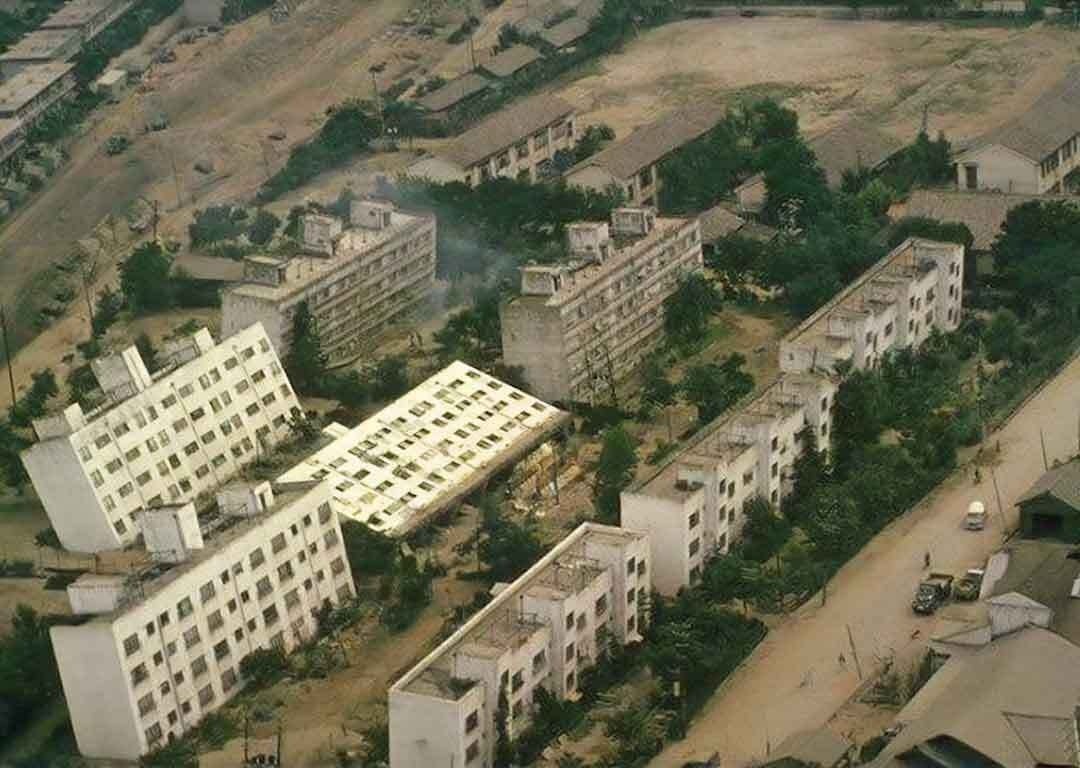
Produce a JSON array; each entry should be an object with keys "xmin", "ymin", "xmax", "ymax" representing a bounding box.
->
[
  {"xmin": 500, "ymin": 299, "xmax": 571, "ymax": 403},
  {"xmin": 564, "ymin": 164, "xmax": 620, "ymax": 197},
  {"xmin": 620, "ymin": 492, "xmax": 693, "ymax": 596},
  {"xmin": 955, "ymin": 144, "xmax": 1040, "ymax": 195},
  {"xmin": 220, "ymin": 293, "xmax": 285, "ymax": 353},
  {"xmin": 182, "ymin": 0, "xmax": 224, "ymax": 25},
  {"xmin": 389, "ymin": 686, "xmax": 480, "ymax": 768},
  {"xmin": 988, "ymin": 597, "xmax": 1052, "ymax": 637}
]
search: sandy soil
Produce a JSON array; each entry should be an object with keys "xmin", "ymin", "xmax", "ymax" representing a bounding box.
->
[{"xmin": 650, "ymin": 350, "xmax": 1080, "ymax": 767}]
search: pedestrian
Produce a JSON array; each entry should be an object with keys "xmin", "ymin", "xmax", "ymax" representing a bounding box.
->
[
  {"xmin": 924, "ymin": 550, "xmax": 931, "ymax": 569},
  {"xmin": 974, "ymin": 467, "xmax": 982, "ymax": 484},
  {"xmin": 838, "ymin": 652, "xmax": 846, "ymax": 667}
]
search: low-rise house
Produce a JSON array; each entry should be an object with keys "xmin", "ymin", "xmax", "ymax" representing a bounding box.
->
[
  {"xmin": 1017, "ymin": 457, "xmax": 1080, "ymax": 541},
  {"xmin": 405, "ymin": 93, "xmax": 576, "ymax": 186},
  {"xmin": 20, "ymin": 323, "xmax": 303, "ymax": 553},
  {"xmin": 0, "ymin": 61, "xmax": 78, "ymax": 125},
  {"xmin": 41, "ymin": 0, "xmax": 136, "ymax": 39},
  {"xmin": 538, "ymin": 16, "xmax": 591, "ymax": 48},
  {"xmin": 275, "ymin": 361, "xmax": 568, "ymax": 536},
  {"xmin": 415, "ymin": 73, "xmax": 491, "ymax": 121},
  {"xmin": 52, "ymin": 480, "xmax": 355, "ymax": 760},
  {"xmin": 621, "ymin": 373, "xmax": 835, "ymax": 595},
  {"xmin": 221, "ymin": 200, "xmax": 436, "ymax": 365},
  {"xmin": 735, "ymin": 119, "xmax": 903, "ymax": 214},
  {"xmin": 766, "ymin": 728, "xmax": 854, "ymax": 768},
  {"xmin": 871, "ymin": 627, "xmax": 1080, "ymax": 767},
  {"xmin": 953, "ymin": 68, "xmax": 1080, "ymax": 194},
  {"xmin": 389, "ymin": 523, "xmax": 649, "ymax": 768},
  {"xmin": 477, "ymin": 44, "xmax": 542, "ymax": 80},
  {"xmin": 564, "ymin": 104, "xmax": 725, "ymax": 206},
  {"xmin": 500, "ymin": 207, "xmax": 704, "ymax": 403},
  {"xmin": 780, "ymin": 238, "xmax": 964, "ymax": 376},
  {"xmin": 0, "ymin": 29, "xmax": 83, "ymax": 78}
]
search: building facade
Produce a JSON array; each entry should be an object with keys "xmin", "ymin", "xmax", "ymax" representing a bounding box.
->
[
  {"xmin": 389, "ymin": 523, "xmax": 649, "ymax": 768},
  {"xmin": 500, "ymin": 207, "xmax": 703, "ymax": 403},
  {"xmin": 0, "ymin": 29, "xmax": 83, "ymax": 79},
  {"xmin": 406, "ymin": 94, "xmax": 577, "ymax": 186},
  {"xmin": 221, "ymin": 200, "xmax": 436, "ymax": 366},
  {"xmin": 41, "ymin": 0, "xmax": 136, "ymax": 39},
  {"xmin": 622, "ymin": 374, "xmax": 836, "ymax": 595},
  {"xmin": 51, "ymin": 481, "xmax": 355, "ymax": 760},
  {"xmin": 275, "ymin": 360, "xmax": 569, "ymax": 536},
  {"xmin": 0, "ymin": 61, "xmax": 77, "ymax": 123},
  {"xmin": 21, "ymin": 323, "xmax": 303, "ymax": 553}
]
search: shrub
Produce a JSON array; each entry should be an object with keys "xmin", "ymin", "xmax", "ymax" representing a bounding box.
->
[{"xmin": 239, "ymin": 647, "xmax": 289, "ymax": 688}]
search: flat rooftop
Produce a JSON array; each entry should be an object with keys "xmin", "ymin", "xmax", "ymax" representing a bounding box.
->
[
  {"xmin": 0, "ymin": 61, "xmax": 75, "ymax": 115},
  {"xmin": 276, "ymin": 360, "xmax": 568, "ymax": 536},
  {"xmin": 395, "ymin": 523, "xmax": 642, "ymax": 700},
  {"xmin": 42, "ymin": 0, "xmax": 125, "ymax": 28},
  {"xmin": 225, "ymin": 210, "xmax": 432, "ymax": 303},
  {"xmin": 0, "ymin": 28, "xmax": 80, "ymax": 61}
]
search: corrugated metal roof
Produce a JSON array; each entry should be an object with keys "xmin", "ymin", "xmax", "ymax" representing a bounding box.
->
[
  {"xmin": 480, "ymin": 44, "xmax": 542, "ymax": 78},
  {"xmin": 1018, "ymin": 457, "xmax": 1080, "ymax": 512},
  {"xmin": 438, "ymin": 92, "xmax": 575, "ymax": 168},
  {"xmin": 416, "ymin": 73, "xmax": 491, "ymax": 114}
]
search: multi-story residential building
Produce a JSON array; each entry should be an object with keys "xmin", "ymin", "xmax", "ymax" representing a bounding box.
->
[
  {"xmin": 275, "ymin": 360, "xmax": 569, "ymax": 536},
  {"xmin": 389, "ymin": 523, "xmax": 649, "ymax": 768},
  {"xmin": 221, "ymin": 200, "xmax": 436, "ymax": 365},
  {"xmin": 51, "ymin": 480, "xmax": 355, "ymax": 760},
  {"xmin": 0, "ymin": 29, "xmax": 83, "ymax": 78},
  {"xmin": 780, "ymin": 237, "xmax": 964, "ymax": 376},
  {"xmin": 41, "ymin": 0, "xmax": 136, "ymax": 39},
  {"xmin": 953, "ymin": 68, "xmax": 1080, "ymax": 194},
  {"xmin": 622, "ymin": 373, "xmax": 836, "ymax": 595},
  {"xmin": 500, "ymin": 207, "xmax": 703, "ymax": 403},
  {"xmin": 406, "ymin": 93, "xmax": 577, "ymax": 186},
  {"xmin": 564, "ymin": 104, "xmax": 723, "ymax": 206},
  {"xmin": 0, "ymin": 61, "xmax": 77, "ymax": 124},
  {"xmin": 21, "ymin": 323, "xmax": 303, "ymax": 553}
]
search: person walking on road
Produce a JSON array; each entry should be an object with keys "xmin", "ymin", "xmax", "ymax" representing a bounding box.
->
[{"xmin": 924, "ymin": 550, "xmax": 931, "ymax": 569}]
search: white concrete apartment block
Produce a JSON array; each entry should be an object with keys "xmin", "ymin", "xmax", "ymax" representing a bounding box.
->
[
  {"xmin": 221, "ymin": 200, "xmax": 437, "ymax": 366},
  {"xmin": 389, "ymin": 524, "xmax": 649, "ymax": 768},
  {"xmin": 779, "ymin": 238, "xmax": 964, "ymax": 377},
  {"xmin": 21, "ymin": 323, "xmax": 303, "ymax": 553},
  {"xmin": 500, "ymin": 207, "xmax": 704, "ymax": 403},
  {"xmin": 275, "ymin": 360, "xmax": 569, "ymax": 537},
  {"xmin": 622, "ymin": 373, "xmax": 837, "ymax": 595},
  {"xmin": 51, "ymin": 481, "xmax": 355, "ymax": 760}
]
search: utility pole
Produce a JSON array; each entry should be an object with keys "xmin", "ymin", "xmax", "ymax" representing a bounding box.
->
[
  {"xmin": 370, "ymin": 68, "xmax": 385, "ymax": 137},
  {"xmin": 991, "ymin": 466, "xmax": 1007, "ymax": 539},
  {"xmin": 276, "ymin": 722, "xmax": 283, "ymax": 768},
  {"xmin": 845, "ymin": 624, "xmax": 863, "ymax": 680},
  {"xmin": 243, "ymin": 716, "xmax": 250, "ymax": 766},
  {"xmin": 1039, "ymin": 428, "xmax": 1049, "ymax": 471},
  {"xmin": 80, "ymin": 252, "xmax": 97, "ymax": 332},
  {"xmin": 468, "ymin": 33, "xmax": 476, "ymax": 70},
  {"xmin": 0, "ymin": 305, "xmax": 15, "ymax": 408}
]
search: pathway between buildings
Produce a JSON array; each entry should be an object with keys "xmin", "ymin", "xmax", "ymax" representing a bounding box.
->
[{"xmin": 650, "ymin": 352, "xmax": 1080, "ymax": 768}]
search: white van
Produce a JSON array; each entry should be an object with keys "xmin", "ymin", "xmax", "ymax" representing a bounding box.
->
[{"xmin": 965, "ymin": 500, "xmax": 987, "ymax": 531}]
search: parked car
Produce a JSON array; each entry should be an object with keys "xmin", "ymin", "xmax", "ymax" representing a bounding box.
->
[
  {"xmin": 913, "ymin": 573, "xmax": 954, "ymax": 614},
  {"xmin": 964, "ymin": 500, "xmax": 987, "ymax": 531},
  {"xmin": 954, "ymin": 568, "xmax": 985, "ymax": 601}
]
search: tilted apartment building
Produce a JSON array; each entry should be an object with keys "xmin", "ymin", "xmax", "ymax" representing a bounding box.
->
[
  {"xmin": 51, "ymin": 480, "xmax": 355, "ymax": 760},
  {"xmin": 622, "ymin": 374, "xmax": 836, "ymax": 595},
  {"xmin": 780, "ymin": 237, "xmax": 964, "ymax": 376},
  {"xmin": 275, "ymin": 360, "xmax": 569, "ymax": 536},
  {"xmin": 500, "ymin": 207, "xmax": 703, "ymax": 403},
  {"xmin": 21, "ymin": 323, "xmax": 303, "ymax": 553},
  {"xmin": 621, "ymin": 237, "xmax": 964, "ymax": 596},
  {"xmin": 221, "ymin": 200, "xmax": 436, "ymax": 366},
  {"xmin": 389, "ymin": 523, "xmax": 649, "ymax": 768}
]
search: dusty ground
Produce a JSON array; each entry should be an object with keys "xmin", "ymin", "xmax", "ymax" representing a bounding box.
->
[{"xmin": 651, "ymin": 350, "xmax": 1080, "ymax": 767}]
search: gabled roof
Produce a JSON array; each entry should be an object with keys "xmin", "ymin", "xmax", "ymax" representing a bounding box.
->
[
  {"xmin": 697, "ymin": 204, "xmax": 746, "ymax": 244},
  {"xmin": 871, "ymin": 628, "xmax": 1080, "ymax": 768},
  {"xmin": 539, "ymin": 16, "xmax": 591, "ymax": 47},
  {"xmin": 958, "ymin": 67, "xmax": 1080, "ymax": 163},
  {"xmin": 1018, "ymin": 457, "xmax": 1080, "ymax": 512},
  {"xmin": 567, "ymin": 103, "xmax": 725, "ymax": 180},
  {"xmin": 480, "ymin": 44, "xmax": 542, "ymax": 78},
  {"xmin": 416, "ymin": 73, "xmax": 491, "ymax": 113},
  {"xmin": 436, "ymin": 93, "xmax": 575, "ymax": 168},
  {"xmin": 769, "ymin": 728, "xmax": 852, "ymax": 767},
  {"xmin": 172, "ymin": 254, "xmax": 245, "ymax": 282}
]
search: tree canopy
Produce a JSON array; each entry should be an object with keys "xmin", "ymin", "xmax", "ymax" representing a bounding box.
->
[
  {"xmin": 121, "ymin": 241, "xmax": 174, "ymax": 314},
  {"xmin": 593, "ymin": 424, "xmax": 638, "ymax": 524},
  {"xmin": 283, "ymin": 301, "xmax": 327, "ymax": 393}
]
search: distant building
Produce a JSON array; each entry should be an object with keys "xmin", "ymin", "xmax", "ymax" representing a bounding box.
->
[
  {"xmin": 1017, "ymin": 457, "xmax": 1080, "ymax": 541},
  {"xmin": 21, "ymin": 324, "xmax": 303, "ymax": 553},
  {"xmin": 52, "ymin": 481, "xmax": 355, "ymax": 760},
  {"xmin": 275, "ymin": 361, "xmax": 568, "ymax": 536},
  {"xmin": 405, "ymin": 94, "xmax": 576, "ymax": 186},
  {"xmin": 415, "ymin": 73, "xmax": 491, "ymax": 121},
  {"xmin": 780, "ymin": 238, "xmax": 964, "ymax": 376},
  {"xmin": 735, "ymin": 119, "xmax": 904, "ymax": 214},
  {"xmin": 870, "ymin": 627, "xmax": 1080, "ymax": 768},
  {"xmin": 953, "ymin": 68, "xmax": 1080, "ymax": 194},
  {"xmin": 500, "ymin": 207, "xmax": 703, "ymax": 403},
  {"xmin": 765, "ymin": 728, "xmax": 854, "ymax": 768},
  {"xmin": 41, "ymin": 0, "xmax": 136, "ymax": 39},
  {"xmin": 389, "ymin": 523, "xmax": 649, "ymax": 768},
  {"xmin": 477, "ymin": 44, "xmax": 542, "ymax": 80},
  {"xmin": 221, "ymin": 200, "xmax": 436, "ymax": 365},
  {"xmin": 621, "ymin": 373, "xmax": 836, "ymax": 595},
  {"xmin": 0, "ymin": 29, "xmax": 83, "ymax": 78},
  {"xmin": 564, "ymin": 105, "xmax": 724, "ymax": 206},
  {"xmin": 0, "ymin": 61, "xmax": 78, "ymax": 124}
]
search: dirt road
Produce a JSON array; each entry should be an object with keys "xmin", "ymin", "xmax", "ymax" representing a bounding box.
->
[{"xmin": 651, "ymin": 351, "xmax": 1080, "ymax": 767}]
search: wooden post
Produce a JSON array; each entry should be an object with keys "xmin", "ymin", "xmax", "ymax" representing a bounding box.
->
[{"xmin": 846, "ymin": 624, "xmax": 863, "ymax": 680}]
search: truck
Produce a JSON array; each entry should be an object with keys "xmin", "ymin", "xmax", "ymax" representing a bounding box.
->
[
  {"xmin": 913, "ymin": 573, "xmax": 954, "ymax": 614},
  {"xmin": 954, "ymin": 568, "xmax": 985, "ymax": 601},
  {"xmin": 964, "ymin": 501, "xmax": 987, "ymax": 531}
]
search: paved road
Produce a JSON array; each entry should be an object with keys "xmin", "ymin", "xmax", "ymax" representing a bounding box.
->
[{"xmin": 651, "ymin": 353, "xmax": 1080, "ymax": 767}]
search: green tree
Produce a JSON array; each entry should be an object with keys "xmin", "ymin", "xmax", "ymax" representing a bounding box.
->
[
  {"xmin": 479, "ymin": 499, "xmax": 543, "ymax": 582},
  {"xmin": 238, "ymin": 647, "xmax": 288, "ymax": 687},
  {"xmin": 494, "ymin": 682, "xmax": 514, "ymax": 767},
  {"xmin": 247, "ymin": 209, "xmax": 281, "ymax": 246},
  {"xmin": 372, "ymin": 356, "xmax": 409, "ymax": 400},
  {"xmin": 663, "ymin": 272, "xmax": 722, "ymax": 349},
  {"xmin": 135, "ymin": 333, "xmax": 159, "ymax": 373},
  {"xmin": 0, "ymin": 605, "xmax": 63, "ymax": 741},
  {"xmin": 121, "ymin": 242, "xmax": 174, "ymax": 314},
  {"xmin": 188, "ymin": 204, "xmax": 248, "ymax": 247},
  {"xmin": 680, "ymin": 354, "xmax": 753, "ymax": 426},
  {"xmin": 736, "ymin": 497, "xmax": 791, "ymax": 563},
  {"xmin": 983, "ymin": 309, "xmax": 1023, "ymax": 363},
  {"xmin": 784, "ymin": 425, "xmax": 827, "ymax": 526},
  {"xmin": 283, "ymin": 301, "xmax": 326, "ymax": 394},
  {"xmin": 341, "ymin": 519, "xmax": 398, "ymax": 576},
  {"xmin": 761, "ymin": 137, "xmax": 831, "ymax": 229},
  {"xmin": 832, "ymin": 369, "xmax": 888, "ymax": 470},
  {"xmin": 802, "ymin": 486, "xmax": 865, "ymax": 564},
  {"xmin": 0, "ymin": 422, "xmax": 30, "ymax": 488},
  {"xmin": 641, "ymin": 355, "xmax": 676, "ymax": 411},
  {"xmin": 593, "ymin": 424, "xmax": 637, "ymax": 524}
]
